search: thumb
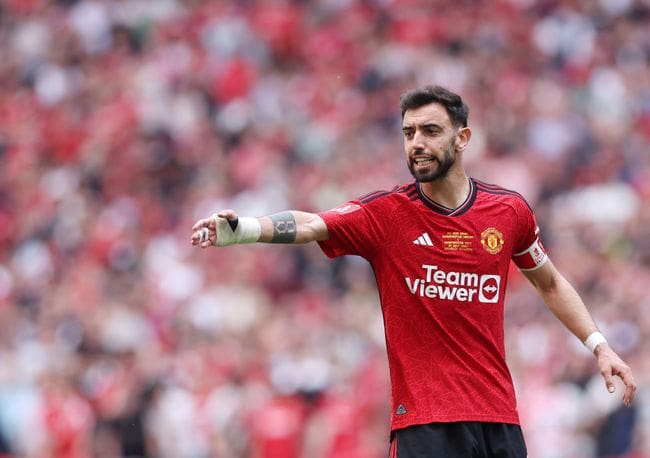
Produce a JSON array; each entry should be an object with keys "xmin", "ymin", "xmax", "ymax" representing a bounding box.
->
[
  {"xmin": 216, "ymin": 209, "xmax": 238, "ymax": 221},
  {"xmin": 602, "ymin": 370, "xmax": 615, "ymax": 393}
]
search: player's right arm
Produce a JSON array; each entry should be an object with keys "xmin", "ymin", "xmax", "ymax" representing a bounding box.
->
[{"xmin": 190, "ymin": 209, "xmax": 328, "ymax": 248}]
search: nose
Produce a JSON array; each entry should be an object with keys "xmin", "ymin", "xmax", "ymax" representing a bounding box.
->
[{"xmin": 411, "ymin": 130, "xmax": 426, "ymax": 150}]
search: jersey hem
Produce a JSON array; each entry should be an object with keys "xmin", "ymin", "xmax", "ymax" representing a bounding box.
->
[{"xmin": 390, "ymin": 413, "xmax": 521, "ymax": 432}]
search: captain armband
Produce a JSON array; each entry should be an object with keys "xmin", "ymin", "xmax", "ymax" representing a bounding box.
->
[
  {"xmin": 513, "ymin": 238, "xmax": 548, "ymax": 271},
  {"xmin": 214, "ymin": 215, "xmax": 261, "ymax": 247}
]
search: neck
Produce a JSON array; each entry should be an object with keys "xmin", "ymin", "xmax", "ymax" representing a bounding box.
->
[{"xmin": 419, "ymin": 170, "xmax": 470, "ymax": 210}]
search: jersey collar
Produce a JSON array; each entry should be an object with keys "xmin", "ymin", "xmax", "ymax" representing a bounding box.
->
[{"xmin": 416, "ymin": 178, "xmax": 477, "ymax": 216}]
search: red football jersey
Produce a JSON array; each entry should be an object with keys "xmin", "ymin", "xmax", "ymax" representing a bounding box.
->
[{"xmin": 318, "ymin": 178, "xmax": 547, "ymax": 431}]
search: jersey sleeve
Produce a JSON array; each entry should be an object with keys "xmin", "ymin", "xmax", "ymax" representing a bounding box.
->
[
  {"xmin": 317, "ymin": 195, "xmax": 390, "ymax": 260},
  {"xmin": 511, "ymin": 198, "xmax": 548, "ymax": 271}
]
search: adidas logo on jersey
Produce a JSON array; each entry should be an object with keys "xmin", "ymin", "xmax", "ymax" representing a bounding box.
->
[{"xmin": 413, "ymin": 233, "xmax": 434, "ymax": 246}]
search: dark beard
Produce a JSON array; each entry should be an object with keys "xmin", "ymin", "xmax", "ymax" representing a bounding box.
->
[{"xmin": 408, "ymin": 142, "xmax": 456, "ymax": 182}]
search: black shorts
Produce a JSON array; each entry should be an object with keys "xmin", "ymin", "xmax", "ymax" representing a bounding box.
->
[{"xmin": 389, "ymin": 421, "xmax": 527, "ymax": 458}]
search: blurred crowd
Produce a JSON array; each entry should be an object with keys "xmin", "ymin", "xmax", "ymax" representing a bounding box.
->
[{"xmin": 0, "ymin": 0, "xmax": 648, "ymax": 457}]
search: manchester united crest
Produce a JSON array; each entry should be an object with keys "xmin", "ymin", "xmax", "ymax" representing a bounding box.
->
[{"xmin": 480, "ymin": 227, "xmax": 504, "ymax": 254}]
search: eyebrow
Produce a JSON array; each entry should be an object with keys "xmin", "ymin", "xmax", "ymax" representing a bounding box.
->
[{"xmin": 402, "ymin": 122, "xmax": 443, "ymax": 131}]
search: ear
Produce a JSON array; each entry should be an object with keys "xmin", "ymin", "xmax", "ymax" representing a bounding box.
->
[{"xmin": 455, "ymin": 126, "xmax": 472, "ymax": 152}]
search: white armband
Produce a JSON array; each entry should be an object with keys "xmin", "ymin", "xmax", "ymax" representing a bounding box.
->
[
  {"xmin": 214, "ymin": 215, "xmax": 261, "ymax": 247},
  {"xmin": 583, "ymin": 331, "xmax": 607, "ymax": 354}
]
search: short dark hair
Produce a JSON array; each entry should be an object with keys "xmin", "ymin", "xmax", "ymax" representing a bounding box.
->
[{"xmin": 399, "ymin": 85, "xmax": 469, "ymax": 127}]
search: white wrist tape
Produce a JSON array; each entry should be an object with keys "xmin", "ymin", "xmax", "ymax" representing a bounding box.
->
[
  {"xmin": 214, "ymin": 215, "xmax": 261, "ymax": 247},
  {"xmin": 584, "ymin": 331, "xmax": 607, "ymax": 354}
]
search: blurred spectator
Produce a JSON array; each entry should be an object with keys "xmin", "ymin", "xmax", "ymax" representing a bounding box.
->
[{"xmin": 0, "ymin": 0, "xmax": 648, "ymax": 457}]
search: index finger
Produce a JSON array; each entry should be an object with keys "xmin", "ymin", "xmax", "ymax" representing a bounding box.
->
[
  {"xmin": 618, "ymin": 370, "xmax": 637, "ymax": 407},
  {"xmin": 192, "ymin": 216, "xmax": 215, "ymax": 232},
  {"xmin": 600, "ymin": 366, "xmax": 615, "ymax": 394}
]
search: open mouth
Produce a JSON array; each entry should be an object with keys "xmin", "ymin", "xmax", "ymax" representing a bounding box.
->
[{"xmin": 413, "ymin": 157, "xmax": 435, "ymax": 165}]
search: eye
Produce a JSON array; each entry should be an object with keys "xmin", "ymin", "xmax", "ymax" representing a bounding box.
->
[{"xmin": 403, "ymin": 129, "xmax": 414, "ymax": 139}]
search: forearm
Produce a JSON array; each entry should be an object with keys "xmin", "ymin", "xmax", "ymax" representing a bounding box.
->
[
  {"xmin": 532, "ymin": 264, "xmax": 637, "ymax": 405},
  {"xmin": 257, "ymin": 211, "xmax": 328, "ymax": 244},
  {"xmin": 524, "ymin": 261, "xmax": 599, "ymax": 343},
  {"xmin": 191, "ymin": 209, "xmax": 328, "ymax": 248},
  {"xmin": 526, "ymin": 259, "xmax": 636, "ymax": 404},
  {"xmin": 537, "ymin": 273, "xmax": 599, "ymax": 343}
]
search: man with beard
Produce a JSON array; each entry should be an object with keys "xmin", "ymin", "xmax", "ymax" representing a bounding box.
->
[{"xmin": 191, "ymin": 85, "xmax": 636, "ymax": 457}]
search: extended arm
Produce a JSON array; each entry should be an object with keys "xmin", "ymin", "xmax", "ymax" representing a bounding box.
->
[
  {"xmin": 522, "ymin": 259, "xmax": 636, "ymax": 406},
  {"xmin": 191, "ymin": 209, "xmax": 328, "ymax": 248}
]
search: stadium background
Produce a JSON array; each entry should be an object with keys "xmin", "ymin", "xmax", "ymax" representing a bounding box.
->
[{"xmin": 0, "ymin": 0, "xmax": 648, "ymax": 457}]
